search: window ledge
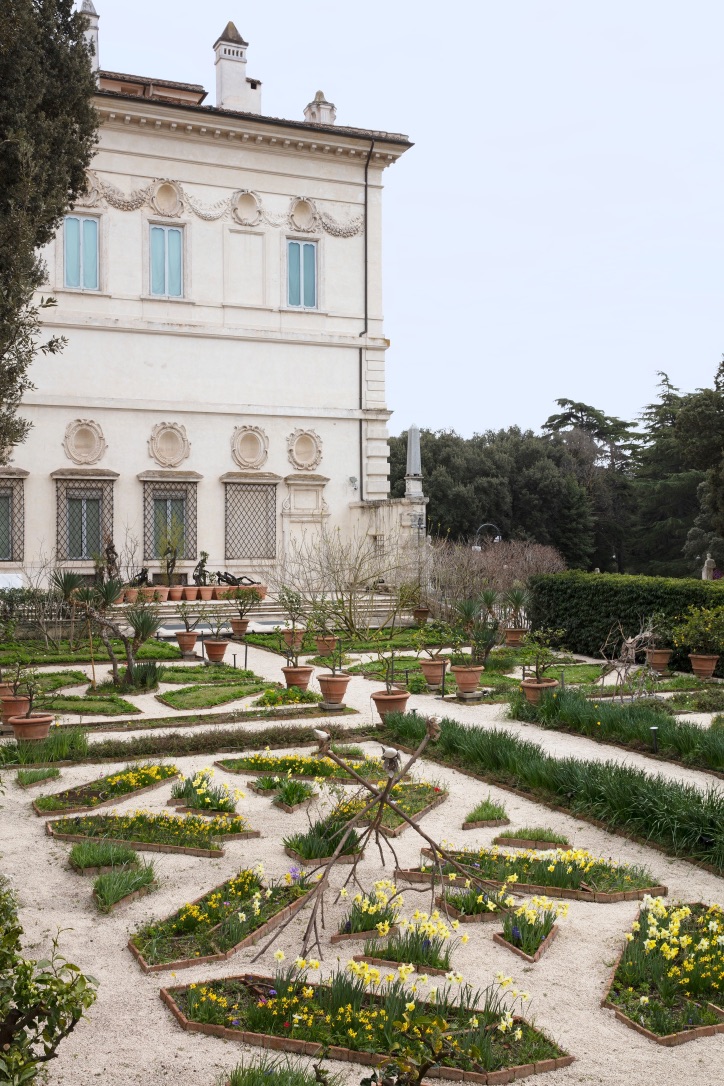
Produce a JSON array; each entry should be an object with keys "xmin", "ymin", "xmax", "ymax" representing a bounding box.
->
[{"xmin": 142, "ymin": 295, "xmax": 194, "ymax": 304}]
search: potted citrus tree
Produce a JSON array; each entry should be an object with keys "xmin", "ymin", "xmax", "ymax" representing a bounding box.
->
[
  {"xmin": 310, "ymin": 601, "xmax": 338, "ymax": 657},
  {"xmin": 175, "ymin": 601, "xmax": 206, "ymax": 655},
  {"xmin": 672, "ymin": 606, "xmax": 724, "ymax": 678},
  {"xmin": 448, "ymin": 611, "xmax": 485, "ymax": 694},
  {"xmin": 503, "ymin": 585, "xmax": 530, "ymax": 647},
  {"xmin": 226, "ymin": 585, "xmax": 262, "ymax": 639},
  {"xmin": 370, "ymin": 635, "xmax": 411, "ymax": 721},
  {"xmin": 316, "ymin": 637, "xmax": 352, "ymax": 708},
  {"xmin": 8, "ymin": 669, "xmax": 54, "ymax": 741},
  {"xmin": 519, "ymin": 628, "xmax": 563, "ymax": 704},
  {"xmin": 276, "ymin": 586, "xmax": 307, "ymax": 653},
  {"xmin": 412, "ymin": 622, "xmax": 450, "ymax": 690},
  {"xmin": 203, "ymin": 611, "xmax": 230, "ymax": 664}
]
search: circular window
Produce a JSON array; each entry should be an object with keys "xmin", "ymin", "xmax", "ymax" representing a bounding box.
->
[
  {"xmin": 231, "ymin": 425, "xmax": 268, "ymax": 470},
  {"xmin": 148, "ymin": 422, "xmax": 190, "ymax": 467},
  {"xmin": 233, "ymin": 191, "xmax": 261, "ymax": 226},
  {"xmin": 290, "ymin": 198, "xmax": 315, "ymax": 231},
  {"xmin": 287, "ymin": 428, "xmax": 322, "ymax": 470},
  {"xmin": 63, "ymin": 419, "xmax": 107, "ymax": 465}
]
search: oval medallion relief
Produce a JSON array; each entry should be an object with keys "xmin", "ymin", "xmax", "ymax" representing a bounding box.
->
[
  {"xmin": 287, "ymin": 428, "xmax": 322, "ymax": 471},
  {"xmin": 231, "ymin": 425, "xmax": 268, "ymax": 470},
  {"xmin": 63, "ymin": 419, "xmax": 107, "ymax": 465},
  {"xmin": 148, "ymin": 422, "xmax": 190, "ymax": 467}
]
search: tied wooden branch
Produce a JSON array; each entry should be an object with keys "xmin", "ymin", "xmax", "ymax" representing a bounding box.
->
[{"xmin": 251, "ymin": 721, "xmax": 509, "ymax": 962}]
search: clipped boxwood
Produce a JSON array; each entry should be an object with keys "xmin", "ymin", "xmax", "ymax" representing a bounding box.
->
[{"xmin": 529, "ymin": 571, "xmax": 724, "ymax": 668}]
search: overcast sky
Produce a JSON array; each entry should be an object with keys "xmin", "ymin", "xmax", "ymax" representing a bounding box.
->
[{"xmin": 89, "ymin": 1, "xmax": 724, "ymax": 438}]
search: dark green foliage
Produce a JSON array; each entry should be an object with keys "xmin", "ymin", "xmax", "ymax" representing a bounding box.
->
[
  {"xmin": 528, "ymin": 570, "xmax": 724, "ymax": 664},
  {"xmin": 382, "ymin": 712, "xmax": 724, "ymax": 872}
]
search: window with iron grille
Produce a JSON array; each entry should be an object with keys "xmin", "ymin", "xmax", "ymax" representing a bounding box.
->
[
  {"xmin": 225, "ymin": 483, "xmax": 276, "ymax": 560},
  {"xmin": 56, "ymin": 481, "xmax": 114, "ymax": 561},
  {"xmin": 143, "ymin": 481, "xmax": 197, "ymax": 560},
  {"xmin": 0, "ymin": 479, "xmax": 24, "ymax": 562}
]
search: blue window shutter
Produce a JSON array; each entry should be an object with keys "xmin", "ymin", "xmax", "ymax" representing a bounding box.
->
[
  {"xmin": 167, "ymin": 228, "xmax": 183, "ymax": 297},
  {"xmin": 288, "ymin": 241, "xmax": 301, "ymax": 306},
  {"xmin": 302, "ymin": 243, "xmax": 316, "ymax": 308},
  {"xmin": 81, "ymin": 218, "xmax": 99, "ymax": 290},
  {"xmin": 150, "ymin": 227, "xmax": 166, "ymax": 295},
  {"xmin": 65, "ymin": 217, "xmax": 81, "ymax": 288}
]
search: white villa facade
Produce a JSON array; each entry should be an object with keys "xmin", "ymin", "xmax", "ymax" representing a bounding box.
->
[{"xmin": 0, "ymin": 4, "xmax": 426, "ymax": 584}]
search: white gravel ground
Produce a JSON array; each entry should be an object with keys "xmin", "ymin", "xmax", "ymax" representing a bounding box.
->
[{"xmin": 1, "ymin": 643, "xmax": 723, "ymax": 1086}]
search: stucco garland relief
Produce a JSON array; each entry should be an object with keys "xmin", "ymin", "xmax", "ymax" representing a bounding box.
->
[
  {"xmin": 79, "ymin": 171, "xmax": 363, "ymax": 236},
  {"xmin": 230, "ymin": 425, "xmax": 268, "ymax": 470},
  {"xmin": 287, "ymin": 428, "xmax": 323, "ymax": 471},
  {"xmin": 63, "ymin": 419, "xmax": 107, "ymax": 465},
  {"xmin": 148, "ymin": 422, "xmax": 191, "ymax": 468}
]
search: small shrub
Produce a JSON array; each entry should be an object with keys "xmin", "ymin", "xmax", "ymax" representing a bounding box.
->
[{"xmin": 274, "ymin": 778, "xmax": 316, "ymax": 808}]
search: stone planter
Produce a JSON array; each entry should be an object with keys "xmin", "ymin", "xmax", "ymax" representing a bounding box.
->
[
  {"xmin": 182, "ymin": 586, "xmax": 199, "ymax": 601},
  {"xmin": 1, "ymin": 694, "xmax": 30, "ymax": 724},
  {"xmin": 412, "ymin": 607, "xmax": 430, "ymax": 625},
  {"xmin": 645, "ymin": 647, "xmax": 672, "ymax": 673},
  {"xmin": 504, "ymin": 627, "xmax": 526, "ymax": 647},
  {"xmin": 175, "ymin": 631, "xmax": 198, "ymax": 654},
  {"xmin": 419, "ymin": 657, "xmax": 448, "ymax": 689},
  {"xmin": 450, "ymin": 664, "xmax": 484, "ymax": 694},
  {"xmin": 314, "ymin": 635, "xmax": 337, "ymax": 656},
  {"xmin": 168, "ymin": 586, "xmax": 184, "ymax": 601},
  {"xmin": 317, "ymin": 672, "xmax": 351, "ymax": 706},
  {"xmin": 230, "ymin": 618, "xmax": 249, "ymax": 639},
  {"xmin": 282, "ymin": 629, "xmax": 305, "ymax": 652},
  {"xmin": 9, "ymin": 713, "xmax": 54, "ymax": 741},
  {"xmin": 520, "ymin": 677, "xmax": 559, "ymax": 705},
  {"xmin": 124, "ymin": 588, "xmax": 139, "ymax": 603},
  {"xmin": 370, "ymin": 689, "xmax": 410, "ymax": 722},
  {"xmin": 204, "ymin": 640, "xmax": 229, "ymax": 664},
  {"xmin": 688, "ymin": 653, "xmax": 719, "ymax": 679},
  {"xmin": 198, "ymin": 586, "xmax": 214, "ymax": 601},
  {"xmin": 281, "ymin": 665, "xmax": 314, "ymax": 691}
]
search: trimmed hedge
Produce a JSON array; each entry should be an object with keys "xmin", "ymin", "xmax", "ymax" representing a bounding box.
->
[{"xmin": 529, "ymin": 571, "xmax": 724, "ymax": 666}]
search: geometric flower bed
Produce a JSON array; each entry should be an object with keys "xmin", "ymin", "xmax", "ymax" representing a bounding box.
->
[
  {"xmin": 169, "ymin": 768, "xmax": 242, "ymax": 814},
  {"xmin": 398, "ymin": 846, "xmax": 666, "ymax": 903},
  {"xmin": 359, "ymin": 908, "xmax": 468, "ymax": 973},
  {"xmin": 45, "ymin": 811, "xmax": 258, "ymax": 857},
  {"xmin": 161, "ymin": 964, "xmax": 575, "ymax": 1081},
  {"xmin": 129, "ymin": 866, "xmax": 314, "ymax": 972},
  {"xmin": 339, "ymin": 780, "xmax": 448, "ymax": 836},
  {"xmin": 32, "ymin": 763, "xmax": 178, "ymax": 815},
  {"xmin": 493, "ymin": 897, "xmax": 568, "ymax": 964},
  {"xmin": 601, "ymin": 897, "xmax": 724, "ymax": 1045},
  {"xmin": 215, "ymin": 754, "xmax": 387, "ymax": 781},
  {"xmin": 436, "ymin": 880, "xmax": 516, "ymax": 923},
  {"xmin": 332, "ymin": 879, "xmax": 402, "ymax": 943}
]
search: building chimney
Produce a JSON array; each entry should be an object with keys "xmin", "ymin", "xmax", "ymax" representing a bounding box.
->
[
  {"xmin": 213, "ymin": 21, "xmax": 261, "ymax": 113},
  {"xmin": 81, "ymin": 0, "xmax": 99, "ymax": 72},
  {"xmin": 303, "ymin": 90, "xmax": 337, "ymax": 125}
]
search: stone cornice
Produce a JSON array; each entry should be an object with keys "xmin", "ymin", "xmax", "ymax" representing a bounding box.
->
[
  {"xmin": 136, "ymin": 470, "xmax": 202, "ymax": 481},
  {"xmin": 0, "ymin": 467, "xmax": 29, "ymax": 478},
  {"xmin": 50, "ymin": 467, "xmax": 119, "ymax": 479},
  {"xmin": 219, "ymin": 472, "xmax": 282, "ymax": 483}
]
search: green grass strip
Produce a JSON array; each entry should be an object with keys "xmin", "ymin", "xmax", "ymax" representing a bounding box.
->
[
  {"xmin": 93, "ymin": 864, "xmax": 156, "ymax": 912},
  {"xmin": 35, "ymin": 693, "xmax": 141, "ymax": 716},
  {"xmin": 156, "ymin": 682, "xmax": 269, "ymax": 710}
]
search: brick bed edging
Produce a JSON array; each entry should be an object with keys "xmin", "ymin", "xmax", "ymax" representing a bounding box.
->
[
  {"xmin": 284, "ymin": 846, "xmax": 364, "ymax": 867},
  {"xmin": 352, "ymin": 953, "xmax": 450, "ymax": 977},
  {"xmin": 32, "ymin": 773, "xmax": 177, "ymax": 818},
  {"xmin": 599, "ymin": 908, "xmax": 724, "ymax": 1047},
  {"xmin": 44, "ymin": 820, "xmax": 247, "ymax": 858},
  {"xmin": 462, "ymin": 818, "xmax": 510, "ymax": 831},
  {"xmin": 434, "ymin": 895, "xmax": 509, "ymax": 924},
  {"xmin": 160, "ymin": 972, "xmax": 575, "ymax": 1082},
  {"xmin": 93, "ymin": 880, "xmax": 157, "ymax": 914},
  {"xmin": 492, "ymin": 837, "xmax": 571, "ymax": 851},
  {"xmin": 493, "ymin": 925, "xmax": 559, "ymax": 964},
  {"xmin": 330, "ymin": 924, "xmax": 400, "ymax": 944},
  {"xmin": 128, "ymin": 885, "xmax": 316, "ymax": 973},
  {"xmin": 360, "ymin": 790, "xmax": 449, "ymax": 838}
]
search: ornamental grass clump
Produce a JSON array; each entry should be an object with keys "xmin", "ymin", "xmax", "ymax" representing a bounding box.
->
[
  {"xmin": 283, "ymin": 813, "xmax": 363, "ymax": 861},
  {"xmin": 34, "ymin": 763, "xmax": 178, "ymax": 812},
  {"xmin": 16, "ymin": 767, "xmax": 60, "ymax": 787},
  {"xmin": 69, "ymin": 840, "xmax": 138, "ymax": 872},
  {"xmin": 0, "ymin": 725, "xmax": 89, "ymax": 766},
  {"xmin": 608, "ymin": 897, "xmax": 724, "ymax": 1035},
  {"xmin": 364, "ymin": 908, "xmax": 467, "ymax": 970},
  {"xmin": 274, "ymin": 778, "xmax": 317, "ymax": 809},
  {"xmin": 337, "ymin": 879, "xmax": 402, "ymax": 936},
  {"xmin": 171, "ymin": 767, "xmax": 241, "ymax": 813},
  {"xmin": 426, "ymin": 846, "xmax": 656, "ymax": 894},
  {"xmin": 501, "ymin": 896, "xmax": 567, "ymax": 956},
  {"xmin": 503, "ymin": 827, "xmax": 569, "ymax": 845},
  {"xmin": 93, "ymin": 863, "xmax": 156, "ymax": 913},
  {"xmin": 131, "ymin": 865, "xmax": 311, "ymax": 966},
  {"xmin": 175, "ymin": 961, "xmax": 565, "ymax": 1073},
  {"xmin": 464, "ymin": 795, "xmax": 507, "ymax": 824},
  {"xmin": 50, "ymin": 810, "xmax": 249, "ymax": 850},
  {"xmin": 223, "ymin": 1056, "xmax": 343, "ymax": 1086},
  {"xmin": 339, "ymin": 779, "xmax": 446, "ymax": 832}
]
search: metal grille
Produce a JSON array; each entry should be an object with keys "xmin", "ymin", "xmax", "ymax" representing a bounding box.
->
[
  {"xmin": 225, "ymin": 483, "xmax": 276, "ymax": 560},
  {"xmin": 143, "ymin": 481, "xmax": 197, "ymax": 560},
  {"xmin": 0, "ymin": 479, "xmax": 24, "ymax": 562},
  {"xmin": 56, "ymin": 481, "xmax": 114, "ymax": 562}
]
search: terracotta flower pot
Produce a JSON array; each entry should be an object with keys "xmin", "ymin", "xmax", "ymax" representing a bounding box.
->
[
  {"xmin": 520, "ymin": 677, "xmax": 559, "ymax": 705},
  {"xmin": 153, "ymin": 586, "xmax": 169, "ymax": 602},
  {"xmin": 175, "ymin": 631, "xmax": 198, "ymax": 654},
  {"xmin": 688, "ymin": 653, "xmax": 719, "ymax": 679},
  {"xmin": 230, "ymin": 618, "xmax": 249, "ymax": 639},
  {"xmin": 504, "ymin": 628, "xmax": 526, "ymax": 647},
  {"xmin": 281, "ymin": 665, "xmax": 314, "ymax": 691},
  {"xmin": 318, "ymin": 672, "xmax": 351, "ymax": 705},
  {"xmin": 450, "ymin": 665, "xmax": 484, "ymax": 694},
  {"xmin": 204, "ymin": 640, "xmax": 229, "ymax": 664},
  {"xmin": 0, "ymin": 682, "xmax": 13, "ymax": 698},
  {"xmin": 183, "ymin": 586, "xmax": 199, "ymax": 601},
  {"xmin": 413, "ymin": 607, "xmax": 430, "ymax": 625},
  {"xmin": 1, "ymin": 694, "xmax": 30, "ymax": 725},
  {"xmin": 168, "ymin": 586, "xmax": 184, "ymax": 601},
  {"xmin": 282, "ymin": 629, "xmax": 305, "ymax": 651},
  {"xmin": 255, "ymin": 585, "xmax": 268, "ymax": 600},
  {"xmin": 124, "ymin": 588, "xmax": 139, "ymax": 603},
  {"xmin": 113, "ymin": 593, "xmax": 125, "ymax": 605},
  {"xmin": 138, "ymin": 586, "xmax": 155, "ymax": 601},
  {"xmin": 371, "ymin": 689, "xmax": 411, "ymax": 722},
  {"xmin": 419, "ymin": 658, "xmax": 448, "ymax": 689},
  {"xmin": 198, "ymin": 586, "xmax": 214, "ymax": 601},
  {"xmin": 646, "ymin": 648, "xmax": 673, "ymax": 674},
  {"xmin": 315, "ymin": 635, "xmax": 337, "ymax": 656},
  {"xmin": 9, "ymin": 713, "xmax": 54, "ymax": 741}
]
